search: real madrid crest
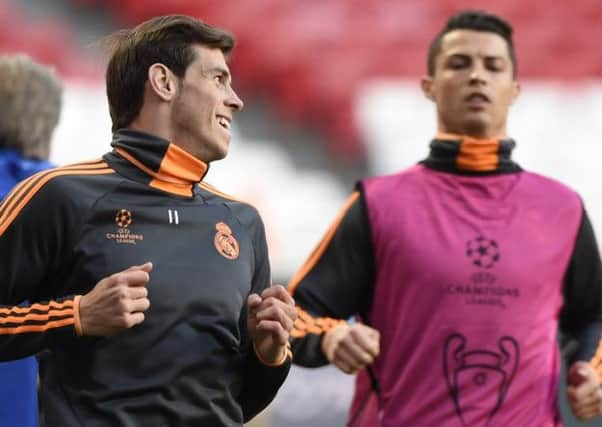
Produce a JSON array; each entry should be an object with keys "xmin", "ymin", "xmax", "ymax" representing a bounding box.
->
[{"xmin": 214, "ymin": 222, "xmax": 239, "ymax": 260}]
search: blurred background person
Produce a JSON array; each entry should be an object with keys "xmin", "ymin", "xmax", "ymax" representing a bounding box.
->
[
  {"xmin": 0, "ymin": 54, "xmax": 62, "ymax": 427},
  {"xmin": 0, "ymin": 54, "xmax": 59, "ymax": 195},
  {"xmin": 1, "ymin": 1, "xmax": 600, "ymax": 426}
]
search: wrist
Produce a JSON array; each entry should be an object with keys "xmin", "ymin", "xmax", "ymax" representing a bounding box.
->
[
  {"xmin": 253, "ymin": 342, "xmax": 291, "ymax": 366},
  {"xmin": 73, "ymin": 295, "xmax": 84, "ymax": 336},
  {"xmin": 321, "ymin": 322, "xmax": 349, "ymax": 361}
]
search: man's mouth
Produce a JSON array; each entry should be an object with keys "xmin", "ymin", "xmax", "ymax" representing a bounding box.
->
[
  {"xmin": 465, "ymin": 93, "xmax": 490, "ymax": 103},
  {"xmin": 216, "ymin": 115, "xmax": 231, "ymax": 130}
]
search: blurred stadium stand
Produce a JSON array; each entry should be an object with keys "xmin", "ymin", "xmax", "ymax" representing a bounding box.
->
[
  {"xmin": 1, "ymin": 0, "xmax": 601, "ymax": 426},
  {"xmin": 62, "ymin": 0, "xmax": 602, "ymax": 158}
]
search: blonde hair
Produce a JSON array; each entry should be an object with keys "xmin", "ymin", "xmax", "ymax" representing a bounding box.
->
[{"xmin": 0, "ymin": 55, "xmax": 62, "ymax": 159}]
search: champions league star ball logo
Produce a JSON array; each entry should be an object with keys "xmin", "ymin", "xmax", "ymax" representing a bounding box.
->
[
  {"xmin": 466, "ymin": 236, "xmax": 500, "ymax": 269},
  {"xmin": 107, "ymin": 209, "xmax": 143, "ymax": 245},
  {"xmin": 115, "ymin": 209, "xmax": 133, "ymax": 228}
]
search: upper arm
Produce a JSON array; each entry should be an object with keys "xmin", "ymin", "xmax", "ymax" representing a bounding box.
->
[
  {"xmin": 560, "ymin": 207, "xmax": 602, "ymax": 336},
  {"xmin": 0, "ymin": 175, "xmax": 75, "ymax": 305},
  {"xmin": 560, "ymin": 207, "xmax": 602, "ymax": 367},
  {"xmin": 289, "ymin": 189, "xmax": 376, "ymax": 320},
  {"xmin": 250, "ymin": 214, "xmax": 270, "ymax": 296}
]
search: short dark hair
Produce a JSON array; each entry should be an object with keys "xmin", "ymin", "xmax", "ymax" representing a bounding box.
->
[
  {"xmin": 103, "ymin": 15, "xmax": 235, "ymax": 132},
  {"xmin": 427, "ymin": 10, "xmax": 517, "ymax": 77}
]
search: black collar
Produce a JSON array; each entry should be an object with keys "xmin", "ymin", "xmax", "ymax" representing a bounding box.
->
[
  {"xmin": 421, "ymin": 134, "xmax": 521, "ymax": 175},
  {"xmin": 104, "ymin": 129, "xmax": 209, "ymax": 197}
]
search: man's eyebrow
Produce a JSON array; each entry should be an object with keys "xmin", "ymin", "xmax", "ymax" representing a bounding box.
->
[
  {"xmin": 445, "ymin": 52, "xmax": 471, "ymax": 59},
  {"xmin": 484, "ymin": 55, "xmax": 506, "ymax": 61},
  {"xmin": 444, "ymin": 52, "xmax": 507, "ymax": 64},
  {"xmin": 206, "ymin": 66, "xmax": 231, "ymax": 79},
  {"xmin": 446, "ymin": 52, "xmax": 505, "ymax": 59}
]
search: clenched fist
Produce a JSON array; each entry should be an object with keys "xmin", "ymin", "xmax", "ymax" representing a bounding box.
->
[
  {"xmin": 567, "ymin": 361, "xmax": 602, "ymax": 421},
  {"xmin": 78, "ymin": 262, "xmax": 152, "ymax": 336},
  {"xmin": 322, "ymin": 322, "xmax": 380, "ymax": 374},
  {"xmin": 247, "ymin": 285, "xmax": 296, "ymax": 365}
]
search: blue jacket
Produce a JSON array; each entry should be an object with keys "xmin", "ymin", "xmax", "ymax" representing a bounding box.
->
[
  {"xmin": 0, "ymin": 148, "xmax": 54, "ymax": 427},
  {"xmin": 0, "ymin": 149, "xmax": 54, "ymax": 196}
]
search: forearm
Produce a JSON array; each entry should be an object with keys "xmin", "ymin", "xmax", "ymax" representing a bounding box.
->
[
  {"xmin": 0, "ymin": 295, "xmax": 80, "ymax": 361},
  {"xmin": 571, "ymin": 321, "xmax": 602, "ymax": 381},
  {"xmin": 288, "ymin": 191, "xmax": 375, "ymax": 366},
  {"xmin": 560, "ymin": 208, "xmax": 602, "ymax": 375},
  {"xmin": 291, "ymin": 306, "xmax": 345, "ymax": 367},
  {"xmin": 240, "ymin": 345, "xmax": 292, "ymax": 422}
]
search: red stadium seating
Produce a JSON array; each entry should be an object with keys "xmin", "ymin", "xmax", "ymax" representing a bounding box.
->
[
  {"xmin": 0, "ymin": 2, "xmax": 102, "ymax": 81},
  {"xmin": 21, "ymin": 0, "xmax": 602, "ymax": 158}
]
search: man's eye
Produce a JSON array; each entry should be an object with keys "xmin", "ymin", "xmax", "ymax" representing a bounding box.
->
[
  {"xmin": 487, "ymin": 60, "xmax": 505, "ymax": 72},
  {"xmin": 448, "ymin": 58, "xmax": 469, "ymax": 69}
]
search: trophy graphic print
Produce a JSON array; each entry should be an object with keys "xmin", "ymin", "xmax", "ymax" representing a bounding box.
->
[{"xmin": 443, "ymin": 333, "xmax": 519, "ymax": 427}]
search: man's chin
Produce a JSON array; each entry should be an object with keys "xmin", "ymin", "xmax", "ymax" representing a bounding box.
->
[
  {"xmin": 461, "ymin": 118, "xmax": 491, "ymax": 138},
  {"xmin": 207, "ymin": 147, "xmax": 229, "ymax": 163}
]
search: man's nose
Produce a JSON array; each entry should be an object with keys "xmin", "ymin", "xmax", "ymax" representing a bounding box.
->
[
  {"xmin": 226, "ymin": 88, "xmax": 244, "ymax": 111},
  {"xmin": 469, "ymin": 63, "xmax": 487, "ymax": 84}
]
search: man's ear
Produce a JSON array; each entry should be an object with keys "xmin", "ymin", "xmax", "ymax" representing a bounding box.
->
[
  {"xmin": 420, "ymin": 75, "xmax": 436, "ymax": 102},
  {"xmin": 147, "ymin": 63, "xmax": 178, "ymax": 102}
]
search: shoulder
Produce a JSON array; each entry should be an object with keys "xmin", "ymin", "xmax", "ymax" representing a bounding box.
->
[
  {"xmin": 198, "ymin": 181, "xmax": 264, "ymax": 229},
  {"xmin": 15, "ymin": 159, "xmax": 116, "ymax": 204},
  {"xmin": 361, "ymin": 164, "xmax": 425, "ymax": 195},
  {"xmin": 519, "ymin": 170, "xmax": 582, "ymax": 205},
  {"xmin": 0, "ymin": 151, "xmax": 53, "ymax": 196},
  {"xmin": 0, "ymin": 159, "xmax": 118, "ymax": 233}
]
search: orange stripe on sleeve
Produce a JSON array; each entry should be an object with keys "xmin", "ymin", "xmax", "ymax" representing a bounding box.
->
[
  {"xmin": 0, "ymin": 299, "xmax": 77, "ymax": 335},
  {"xmin": 0, "ymin": 175, "xmax": 38, "ymax": 214},
  {"xmin": 0, "ymin": 166, "xmax": 114, "ymax": 236},
  {"xmin": 0, "ymin": 318, "xmax": 75, "ymax": 335},
  {"xmin": 0, "ymin": 309, "xmax": 74, "ymax": 324},
  {"xmin": 290, "ymin": 307, "xmax": 345, "ymax": 339},
  {"xmin": 0, "ymin": 299, "xmax": 74, "ymax": 315},
  {"xmin": 288, "ymin": 191, "xmax": 360, "ymax": 295},
  {"xmin": 0, "ymin": 160, "xmax": 106, "ymax": 219}
]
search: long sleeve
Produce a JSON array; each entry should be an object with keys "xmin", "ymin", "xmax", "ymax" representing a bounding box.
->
[
  {"xmin": 237, "ymin": 210, "xmax": 291, "ymax": 422},
  {"xmin": 289, "ymin": 189, "xmax": 376, "ymax": 367},
  {"xmin": 559, "ymin": 207, "xmax": 602, "ymax": 377},
  {"xmin": 0, "ymin": 171, "xmax": 80, "ymax": 360}
]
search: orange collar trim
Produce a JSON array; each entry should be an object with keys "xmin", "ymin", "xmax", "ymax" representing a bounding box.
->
[
  {"xmin": 435, "ymin": 133, "xmax": 502, "ymax": 172},
  {"xmin": 115, "ymin": 144, "xmax": 207, "ymax": 186}
]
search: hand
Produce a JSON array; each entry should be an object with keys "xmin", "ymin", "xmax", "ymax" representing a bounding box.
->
[
  {"xmin": 247, "ymin": 285, "xmax": 296, "ymax": 364},
  {"xmin": 567, "ymin": 360, "xmax": 602, "ymax": 421},
  {"xmin": 322, "ymin": 322, "xmax": 380, "ymax": 374},
  {"xmin": 78, "ymin": 262, "xmax": 152, "ymax": 336}
]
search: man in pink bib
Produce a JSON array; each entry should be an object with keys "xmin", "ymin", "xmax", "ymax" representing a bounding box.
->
[{"xmin": 289, "ymin": 10, "xmax": 602, "ymax": 426}]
